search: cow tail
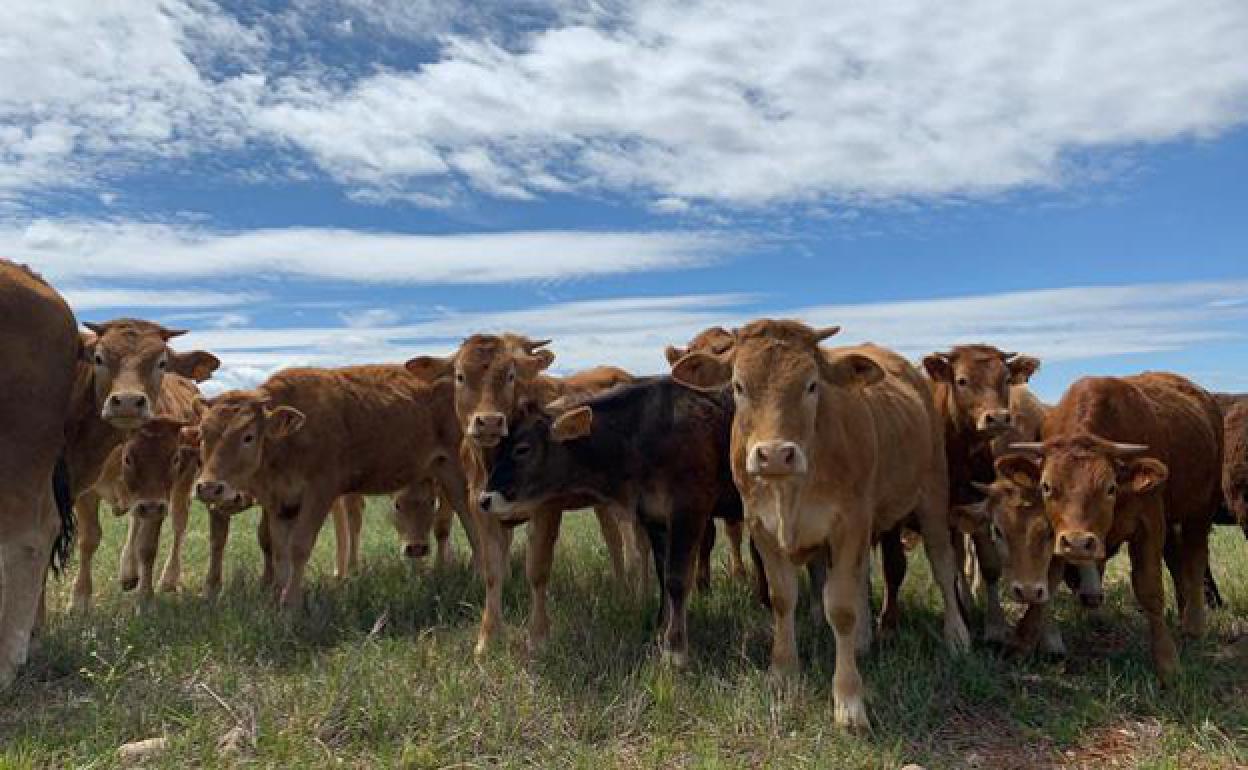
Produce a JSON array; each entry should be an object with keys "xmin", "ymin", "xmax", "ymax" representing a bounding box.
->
[{"xmin": 49, "ymin": 454, "xmax": 75, "ymax": 576}]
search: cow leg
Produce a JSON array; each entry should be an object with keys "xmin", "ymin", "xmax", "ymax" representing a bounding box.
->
[
  {"xmin": 1203, "ymin": 565, "xmax": 1224, "ymax": 610},
  {"xmin": 1128, "ymin": 510, "xmax": 1179, "ymax": 682},
  {"xmin": 752, "ymin": 527, "xmax": 799, "ymax": 677},
  {"xmin": 257, "ymin": 506, "xmax": 276, "ymax": 589},
  {"xmin": 69, "ymin": 492, "xmax": 102, "ymax": 612},
  {"xmin": 593, "ymin": 505, "xmax": 627, "ymax": 584},
  {"xmin": 158, "ymin": 475, "xmax": 193, "ymax": 593},
  {"xmin": 806, "ymin": 553, "xmax": 827, "ymax": 625},
  {"xmin": 281, "ymin": 493, "xmax": 335, "ymax": 611},
  {"xmin": 1177, "ymin": 522, "xmax": 1211, "ymax": 638},
  {"xmin": 660, "ymin": 505, "xmax": 708, "ymax": 668},
  {"xmin": 134, "ymin": 515, "xmax": 165, "ymax": 607},
  {"xmin": 878, "ymin": 527, "xmax": 907, "ymax": 637},
  {"xmin": 204, "ymin": 513, "xmax": 230, "ymax": 598},
  {"xmin": 346, "ymin": 495, "xmax": 363, "ymax": 576},
  {"xmin": 696, "ymin": 519, "xmax": 715, "ymax": 593},
  {"xmin": 526, "ymin": 508, "xmax": 563, "ymax": 654},
  {"xmin": 474, "ymin": 516, "xmax": 510, "ymax": 657},
  {"xmin": 642, "ymin": 517, "xmax": 669, "ymax": 634},
  {"xmin": 971, "ymin": 529, "xmax": 1007, "ymax": 644},
  {"xmin": 0, "ymin": 487, "xmax": 59, "ymax": 689},
  {"xmin": 331, "ymin": 498, "xmax": 350, "ymax": 580},
  {"xmin": 915, "ymin": 490, "xmax": 971, "ymax": 654},
  {"xmin": 621, "ymin": 514, "xmax": 652, "ymax": 592},
  {"xmin": 432, "ymin": 465, "xmax": 482, "ymax": 576},
  {"xmin": 1162, "ymin": 533, "xmax": 1184, "ymax": 613},
  {"xmin": 824, "ymin": 531, "xmax": 870, "ymax": 729},
  {"xmin": 433, "ymin": 492, "xmax": 454, "ymax": 569},
  {"xmin": 750, "ymin": 540, "xmax": 770, "ymax": 608},
  {"xmin": 118, "ymin": 514, "xmax": 140, "ymax": 592},
  {"xmin": 725, "ymin": 519, "xmax": 746, "ymax": 580}
]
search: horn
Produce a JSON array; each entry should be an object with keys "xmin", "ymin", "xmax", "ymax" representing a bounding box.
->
[
  {"xmin": 1002, "ymin": 351, "xmax": 1018, "ymax": 361},
  {"xmin": 1007, "ymin": 442, "xmax": 1046, "ymax": 455},
  {"xmin": 84, "ymin": 321, "xmax": 107, "ymax": 335},
  {"xmin": 971, "ymin": 480, "xmax": 994, "ymax": 495},
  {"xmin": 523, "ymin": 338, "xmax": 552, "ymax": 352},
  {"xmin": 160, "ymin": 327, "xmax": 189, "ymax": 341},
  {"xmin": 814, "ymin": 325, "xmax": 841, "ymax": 341},
  {"xmin": 1108, "ymin": 442, "xmax": 1150, "ymax": 457}
]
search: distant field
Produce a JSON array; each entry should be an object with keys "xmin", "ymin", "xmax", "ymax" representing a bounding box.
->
[{"xmin": 2, "ymin": 500, "xmax": 1246, "ymax": 769}]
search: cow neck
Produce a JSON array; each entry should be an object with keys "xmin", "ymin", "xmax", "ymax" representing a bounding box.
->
[{"xmin": 63, "ymin": 360, "xmax": 127, "ymax": 496}]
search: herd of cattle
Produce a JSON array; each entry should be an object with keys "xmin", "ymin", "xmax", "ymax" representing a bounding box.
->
[{"xmin": 2, "ymin": 259, "xmax": 1246, "ymax": 730}]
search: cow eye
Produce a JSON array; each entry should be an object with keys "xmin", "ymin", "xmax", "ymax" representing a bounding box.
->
[
  {"xmin": 455, "ymin": 372, "xmax": 465, "ymax": 384},
  {"xmin": 242, "ymin": 434, "xmax": 255, "ymax": 445},
  {"xmin": 513, "ymin": 443, "xmax": 532, "ymax": 459},
  {"xmin": 956, "ymin": 377, "xmax": 969, "ymax": 387},
  {"xmin": 1040, "ymin": 481, "xmax": 1053, "ymax": 498},
  {"xmin": 1106, "ymin": 483, "xmax": 1117, "ymax": 497},
  {"xmin": 507, "ymin": 369, "xmax": 516, "ymax": 384},
  {"xmin": 123, "ymin": 452, "xmax": 133, "ymax": 467},
  {"xmin": 991, "ymin": 523, "xmax": 1004, "ymax": 542},
  {"xmin": 805, "ymin": 380, "xmax": 817, "ymax": 395},
  {"xmin": 94, "ymin": 353, "xmax": 105, "ymax": 366},
  {"xmin": 157, "ymin": 357, "xmax": 168, "ymax": 370},
  {"xmin": 732, "ymin": 381, "xmax": 745, "ymax": 397}
]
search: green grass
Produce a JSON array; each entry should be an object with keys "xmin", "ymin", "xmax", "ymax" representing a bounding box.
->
[{"xmin": 3, "ymin": 501, "xmax": 1246, "ymax": 769}]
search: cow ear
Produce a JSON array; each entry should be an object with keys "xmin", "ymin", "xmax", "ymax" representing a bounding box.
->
[
  {"xmin": 671, "ymin": 351, "xmax": 732, "ymax": 390},
  {"xmin": 264, "ymin": 406, "xmax": 306, "ymax": 439},
  {"xmin": 405, "ymin": 355, "xmax": 454, "ymax": 383},
  {"xmin": 922, "ymin": 353, "xmax": 953, "ymax": 382},
  {"xmin": 551, "ymin": 406, "xmax": 592, "ymax": 442},
  {"xmin": 995, "ymin": 454, "xmax": 1042, "ymax": 490},
  {"xmin": 951, "ymin": 501, "xmax": 989, "ymax": 535},
  {"xmin": 821, "ymin": 353, "xmax": 885, "ymax": 388},
  {"xmin": 169, "ymin": 350, "xmax": 220, "ymax": 382},
  {"xmin": 79, "ymin": 329, "xmax": 99, "ymax": 361},
  {"xmin": 664, "ymin": 345, "xmax": 688, "ymax": 366},
  {"xmin": 1008, "ymin": 355, "xmax": 1041, "ymax": 385},
  {"xmin": 179, "ymin": 425, "xmax": 201, "ymax": 448},
  {"xmin": 1119, "ymin": 457, "xmax": 1168, "ymax": 495},
  {"xmin": 516, "ymin": 349, "xmax": 555, "ymax": 380}
]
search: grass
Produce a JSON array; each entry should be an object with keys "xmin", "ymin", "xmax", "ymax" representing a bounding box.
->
[{"xmin": 2, "ymin": 500, "xmax": 1246, "ymax": 769}]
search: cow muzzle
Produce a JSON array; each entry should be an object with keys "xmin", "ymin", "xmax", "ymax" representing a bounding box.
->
[
  {"xmin": 1056, "ymin": 530, "xmax": 1103, "ymax": 563},
  {"xmin": 975, "ymin": 409, "xmax": 1013, "ymax": 436},
  {"xmin": 131, "ymin": 500, "xmax": 168, "ymax": 519},
  {"xmin": 747, "ymin": 440, "xmax": 807, "ymax": 477},
  {"xmin": 1009, "ymin": 580, "xmax": 1049, "ymax": 605},
  {"xmin": 101, "ymin": 391, "xmax": 152, "ymax": 428},
  {"xmin": 195, "ymin": 479, "xmax": 234, "ymax": 504},
  {"xmin": 468, "ymin": 412, "xmax": 508, "ymax": 447}
]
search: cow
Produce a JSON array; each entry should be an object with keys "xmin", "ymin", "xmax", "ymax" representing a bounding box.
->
[
  {"xmin": 671, "ymin": 320, "xmax": 969, "ymax": 729},
  {"xmin": 0, "ymin": 260, "xmax": 79, "ymax": 690},
  {"xmin": 1197, "ymin": 393, "xmax": 1248, "ymax": 608},
  {"xmin": 1005, "ymin": 372, "xmax": 1223, "ymax": 681},
  {"xmin": 405, "ymin": 334, "xmax": 637, "ymax": 656},
  {"xmin": 478, "ymin": 376, "xmax": 743, "ymax": 666},
  {"xmin": 70, "ymin": 372, "xmax": 206, "ymax": 609},
  {"xmin": 917, "ymin": 345, "xmax": 1041, "ymax": 643},
  {"xmin": 190, "ymin": 364, "xmax": 481, "ymax": 609}
]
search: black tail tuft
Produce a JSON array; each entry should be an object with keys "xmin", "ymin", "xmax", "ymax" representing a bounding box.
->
[{"xmin": 49, "ymin": 455, "xmax": 74, "ymax": 576}]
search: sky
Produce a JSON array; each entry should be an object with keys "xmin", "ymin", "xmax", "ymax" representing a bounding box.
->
[{"xmin": 3, "ymin": 0, "xmax": 1248, "ymax": 400}]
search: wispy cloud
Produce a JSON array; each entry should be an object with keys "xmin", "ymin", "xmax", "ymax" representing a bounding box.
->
[
  {"xmin": 7, "ymin": 219, "xmax": 729, "ymax": 284},
  {"xmin": 61, "ymin": 288, "xmax": 264, "ymax": 311}
]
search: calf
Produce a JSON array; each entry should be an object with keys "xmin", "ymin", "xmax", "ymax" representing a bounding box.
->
[
  {"xmin": 0, "ymin": 260, "xmax": 79, "ymax": 690},
  {"xmin": 191, "ymin": 365, "xmax": 481, "ymax": 609},
  {"xmin": 919, "ymin": 345, "xmax": 1041, "ymax": 643},
  {"xmin": 480, "ymin": 377, "xmax": 742, "ymax": 665},
  {"xmin": 406, "ymin": 334, "xmax": 636, "ymax": 655},
  {"xmin": 1006, "ymin": 372, "xmax": 1223, "ymax": 681},
  {"xmin": 1199, "ymin": 394, "xmax": 1248, "ymax": 607},
  {"xmin": 672, "ymin": 321, "xmax": 968, "ymax": 729}
]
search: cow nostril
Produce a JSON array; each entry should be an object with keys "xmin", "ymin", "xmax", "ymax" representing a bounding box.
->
[
  {"xmin": 479, "ymin": 494, "xmax": 492, "ymax": 512},
  {"xmin": 135, "ymin": 395, "xmax": 147, "ymax": 409},
  {"xmin": 780, "ymin": 446, "xmax": 795, "ymax": 465},
  {"xmin": 1003, "ymin": 414, "xmax": 1013, "ymax": 425},
  {"xmin": 110, "ymin": 395, "xmax": 122, "ymax": 407}
]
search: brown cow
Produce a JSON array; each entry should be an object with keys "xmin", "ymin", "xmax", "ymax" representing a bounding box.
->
[
  {"xmin": 0, "ymin": 260, "xmax": 79, "ymax": 690},
  {"xmin": 920, "ymin": 345, "xmax": 1041, "ymax": 643},
  {"xmin": 405, "ymin": 334, "xmax": 636, "ymax": 655},
  {"xmin": 1218, "ymin": 394, "xmax": 1248, "ymax": 533},
  {"xmin": 190, "ymin": 364, "xmax": 481, "ymax": 609},
  {"xmin": 1006, "ymin": 373, "xmax": 1223, "ymax": 681},
  {"xmin": 71, "ymin": 373, "xmax": 207, "ymax": 609},
  {"xmin": 672, "ymin": 320, "xmax": 968, "ymax": 729}
]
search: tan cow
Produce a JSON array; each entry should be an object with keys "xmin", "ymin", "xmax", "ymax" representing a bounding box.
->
[
  {"xmin": 920, "ymin": 345, "xmax": 1041, "ymax": 643},
  {"xmin": 0, "ymin": 261, "xmax": 79, "ymax": 690},
  {"xmin": 190, "ymin": 365, "xmax": 481, "ymax": 609},
  {"xmin": 672, "ymin": 320, "xmax": 968, "ymax": 729},
  {"xmin": 1005, "ymin": 372, "xmax": 1223, "ymax": 681},
  {"xmin": 1217, "ymin": 394, "xmax": 1248, "ymax": 533},
  {"xmin": 405, "ymin": 334, "xmax": 636, "ymax": 655},
  {"xmin": 71, "ymin": 373, "xmax": 208, "ymax": 609}
]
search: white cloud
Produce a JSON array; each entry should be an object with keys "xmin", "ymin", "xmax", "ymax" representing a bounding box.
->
[
  {"xmin": 5, "ymin": 219, "xmax": 727, "ymax": 284},
  {"xmin": 61, "ymin": 288, "xmax": 263, "ymax": 311},
  {"xmin": 180, "ymin": 280, "xmax": 1248, "ymax": 397},
  {"xmin": 256, "ymin": 0, "xmax": 1248, "ymax": 205},
  {"xmin": 339, "ymin": 307, "xmax": 401, "ymax": 328}
]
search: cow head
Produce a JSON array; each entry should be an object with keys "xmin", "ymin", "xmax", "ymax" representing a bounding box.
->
[
  {"xmin": 406, "ymin": 333, "xmax": 554, "ymax": 448},
  {"xmin": 118, "ymin": 416, "xmax": 195, "ymax": 520},
  {"xmin": 479, "ymin": 401, "xmax": 592, "ymax": 524},
  {"xmin": 953, "ymin": 459, "xmax": 1054, "ymax": 605},
  {"xmin": 189, "ymin": 390, "xmax": 305, "ymax": 504},
  {"xmin": 664, "ymin": 326, "xmax": 734, "ymax": 367},
  {"xmin": 923, "ymin": 346, "xmax": 1039, "ymax": 437},
  {"xmin": 1006, "ymin": 434, "xmax": 1168, "ymax": 564},
  {"xmin": 81, "ymin": 319, "xmax": 220, "ymax": 430},
  {"xmin": 390, "ymin": 479, "xmax": 440, "ymax": 561}
]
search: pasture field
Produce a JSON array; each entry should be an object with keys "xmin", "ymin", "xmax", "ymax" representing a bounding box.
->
[{"xmin": 2, "ymin": 501, "xmax": 1246, "ymax": 769}]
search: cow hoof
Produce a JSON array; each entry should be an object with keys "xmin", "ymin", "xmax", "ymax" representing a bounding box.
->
[
  {"xmin": 945, "ymin": 617, "xmax": 972, "ymax": 654},
  {"xmin": 767, "ymin": 661, "xmax": 799, "ymax": 683},
  {"xmin": 119, "ymin": 577, "xmax": 139, "ymax": 592},
  {"xmin": 661, "ymin": 649, "xmax": 690, "ymax": 669},
  {"xmin": 201, "ymin": 585, "xmax": 221, "ymax": 601},
  {"xmin": 834, "ymin": 694, "xmax": 870, "ymax": 730}
]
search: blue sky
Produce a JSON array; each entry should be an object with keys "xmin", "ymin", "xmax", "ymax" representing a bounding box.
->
[{"xmin": 3, "ymin": 0, "xmax": 1247, "ymax": 399}]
